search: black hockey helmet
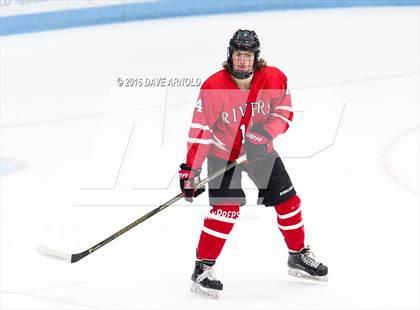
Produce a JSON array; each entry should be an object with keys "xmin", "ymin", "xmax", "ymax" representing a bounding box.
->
[{"xmin": 227, "ymin": 29, "xmax": 260, "ymax": 79}]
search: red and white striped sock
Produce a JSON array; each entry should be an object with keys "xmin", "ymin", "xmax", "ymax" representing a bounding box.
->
[
  {"xmin": 274, "ymin": 195, "xmax": 305, "ymax": 252},
  {"xmin": 196, "ymin": 204, "xmax": 240, "ymax": 261}
]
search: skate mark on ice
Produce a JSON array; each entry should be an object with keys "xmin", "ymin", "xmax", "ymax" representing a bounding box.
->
[
  {"xmin": 2, "ymin": 282, "xmax": 98, "ymax": 309},
  {"xmin": 381, "ymin": 125, "xmax": 419, "ymax": 195}
]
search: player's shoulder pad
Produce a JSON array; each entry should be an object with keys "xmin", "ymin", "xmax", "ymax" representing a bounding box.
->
[
  {"xmin": 262, "ymin": 66, "xmax": 288, "ymax": 82},
  {"xmin": 201, "ymin": 69, "xmax": 227, "ymax": 89}
]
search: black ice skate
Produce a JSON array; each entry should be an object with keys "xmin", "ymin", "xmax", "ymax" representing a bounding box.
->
[
  {"xmin": 191, "ymin": 260, "xmax": 223, "ymax": 299},
  {"xmin": 287, "ymin": 246, "xmax": 328, "ymax": 282}
]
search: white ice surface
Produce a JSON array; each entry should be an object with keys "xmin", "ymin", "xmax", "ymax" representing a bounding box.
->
[{"xmin": 1, "ymin": 7, "xmax": 419, "ymax": 310}]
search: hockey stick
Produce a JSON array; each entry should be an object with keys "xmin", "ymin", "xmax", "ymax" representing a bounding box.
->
[{"xmin": 37, "ymin": 156, "xmax": 245, "ymax": 264}]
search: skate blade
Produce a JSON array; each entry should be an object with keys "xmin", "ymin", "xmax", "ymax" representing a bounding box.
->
[
  {"xmin": 191, "ymin": 282, "xmax": 220, "ymax": 299},
  {"xmin": 288, "ymin": 268, "xmax": 328, "ymax": 282}
]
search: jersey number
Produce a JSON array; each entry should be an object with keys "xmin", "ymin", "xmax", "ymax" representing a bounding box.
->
[
  {"xmin": 195, "ymin": 99, "xmax": 203, "ymax": 112},
  {"xmin": 240, "ymin": 124, "xmax": 246, "ymax": 145}
]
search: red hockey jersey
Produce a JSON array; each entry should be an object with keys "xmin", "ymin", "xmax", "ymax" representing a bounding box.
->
[{"xmin": 185, "ymin": 66, "xmax": 293, "ymax": 169}]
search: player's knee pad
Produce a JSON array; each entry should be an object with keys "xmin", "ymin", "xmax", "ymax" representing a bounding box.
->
[{"xmin": 274, "ymin": 195, "xmax": 301, "ymax": 215}]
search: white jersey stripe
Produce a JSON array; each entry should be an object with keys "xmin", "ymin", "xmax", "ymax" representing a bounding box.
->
[
  {"xmin": 278, "ymin": 221, "xmax": 304, "ymax": 231},
  {"xmin": 274, "ymin": 106, "xmax": 293, "ymax": 112},
  {"xmin": 190, "ymin": 123, "xmax": 211, "ymax": 131},
  {"xmin": 187, "ymin": 137, "xmax": 212, "ymax": 144},
  {"xmin": 211, "ymin": 140, "xmax": 228, "ymax": 152},
  {"xmin": 277, "ymin": 207, "xmax": 301, "ymax": 220},
  {"xmin": 187, "ymin": 137, "xmax": 229, "ymax": 151},
  {"xmin": 202, "ymin": 226, "xmax": 229, "ymax": 239},
  {"xmin": 211, "ymin": 142, "xmax": 228, "ymax": 152},
  {"xmin": 269, "ymin": 113, "xmax": 291, "ymax": 124},
  {"xmin": 212, "ymin": 134, "xmax": 226, "ymax": 146}
]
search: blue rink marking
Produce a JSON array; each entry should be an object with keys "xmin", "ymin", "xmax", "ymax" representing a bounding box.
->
[
  {"xmin": 0, "ymin": 158, "xmax": 24, "ymax": 176},
  {"xmin": 0, "ymin": 0, "xmax": 419, "ymax": 36}
]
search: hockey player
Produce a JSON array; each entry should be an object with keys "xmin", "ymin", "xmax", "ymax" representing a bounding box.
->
[{"xmin": 179, "ymin": 29, "xmax": 328, "ymax": 298}]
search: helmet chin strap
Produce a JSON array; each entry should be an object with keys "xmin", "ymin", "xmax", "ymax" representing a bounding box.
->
[{"xmin": 231, "ymin": 70, "xmax": 253, "ymax": 80}]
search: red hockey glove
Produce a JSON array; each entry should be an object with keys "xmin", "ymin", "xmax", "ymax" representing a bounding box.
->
[
  {"xmin": 244, "ymin": 126, "xmax": 273, "ymax": 161},
  {"xmin": 179, "ymin": 164, "xmax": 206, "ymax": 203}
]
